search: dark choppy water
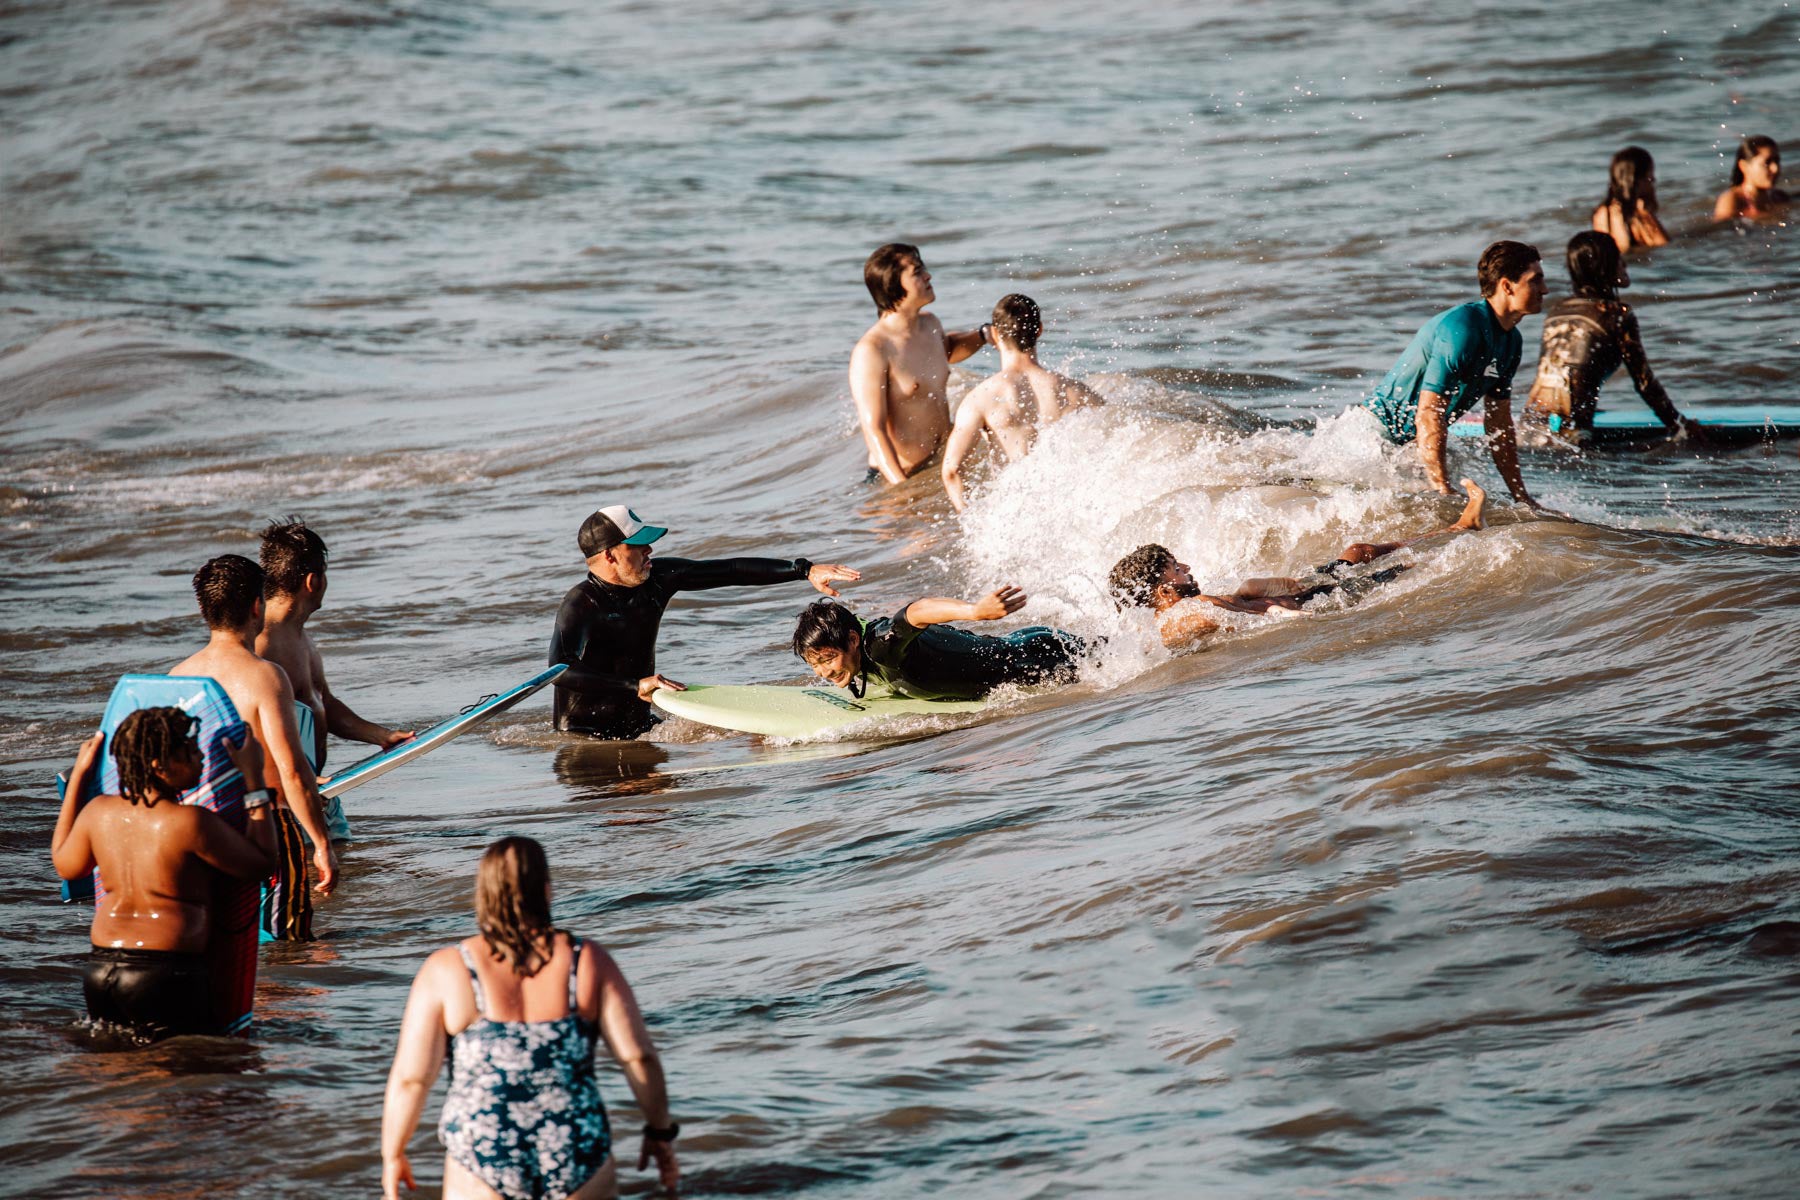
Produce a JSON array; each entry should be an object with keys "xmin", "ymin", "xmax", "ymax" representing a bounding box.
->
[{"xmin": 3, "ymin": 1, "xmax": 1798, "ymax": 1196}]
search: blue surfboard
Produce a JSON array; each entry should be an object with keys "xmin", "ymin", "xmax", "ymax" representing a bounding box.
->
[
  {"xmin": 319, "ymin": 663, "xmax": 566, "ymax": 799},
  {"xmin": 1453, "ymin": 403, "xmax": 1800, "ymax": 446}
]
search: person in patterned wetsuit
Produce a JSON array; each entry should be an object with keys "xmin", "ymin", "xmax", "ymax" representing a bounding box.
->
[
  {"xmin": 1524, "ymin": 231, "xmax": 1704, "ymax": 447},
  {"xmin": 381, "ymin": 837, "xmax": 680, "ymax": 1200}
]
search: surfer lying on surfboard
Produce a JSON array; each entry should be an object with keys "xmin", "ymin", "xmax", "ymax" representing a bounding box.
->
[
  {"xmin": 1107, "ymin": 480, "xmax": 1489, "ymax": 651},
  {"xmin": 793, "ymin": 588, "xmax": 1086, "ymax": 701}
]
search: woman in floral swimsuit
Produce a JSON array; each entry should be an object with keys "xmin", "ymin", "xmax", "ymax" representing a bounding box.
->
[{"xmin": 381, "ymin": 838, "xmax": 679, "ymax": 1199}]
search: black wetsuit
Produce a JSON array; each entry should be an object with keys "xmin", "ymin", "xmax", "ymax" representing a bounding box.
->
[
  {"xmin": 550, "ymin": 556, "xmax": 812, "ymax": 738},
  {"xmin": 857, "ymin": 605, "xmax": 1085, "ymax": 701}
]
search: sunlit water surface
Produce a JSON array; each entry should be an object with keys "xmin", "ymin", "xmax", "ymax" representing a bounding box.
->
[{"xmin": 3, "ymin": 1, "xmax": 1798, "ymax": 1196}]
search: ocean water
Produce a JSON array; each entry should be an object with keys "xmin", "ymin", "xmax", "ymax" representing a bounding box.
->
[{"xmin": 2, "ymin": 1, "xmax": 1797, "ymax": 1196}]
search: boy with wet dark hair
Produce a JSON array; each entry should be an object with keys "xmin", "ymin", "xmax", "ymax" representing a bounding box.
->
[
  {"xmin": 256, "ymin": 519, "xmax": 411, "ymax": 843},
  {"xmin": 941, "ymin": 292, "xmax": 1106, "ymax": 511},
  {"xmin": 51, "ymin": 709, "xmax": 272, "ymax": 1041},
  {"xmin": 1360, "ymin": 240, "xmax": 1547, "ymax": 511},
  {"xmin": 850, "ymin": 242, "xmax": 992, "ymax": 484},
  {"xmin": 173, "ymin": 554, "xmax": 335, "ymax": 940},
  {"xmin": 792, "ymin": 587, "xmax": 1084, "ymax": 701},
  {"xmin": 1106, "ymin": 481, "xmax": 1488, "ymax": 650}
]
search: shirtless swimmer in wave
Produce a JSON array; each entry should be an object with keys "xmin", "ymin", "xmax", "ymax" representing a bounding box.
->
[
  {"xmin": 1108, "ymin": 480, "xmax": 1489, "ymax": 650},
  {"xmin": 850, "ymin": 243, "xmax": 993, "ymax": 485}
]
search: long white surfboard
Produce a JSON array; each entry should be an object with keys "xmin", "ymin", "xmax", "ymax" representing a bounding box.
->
[
  {"xmin": 652, "ymin": 682, "xmax": 987, "ymax": 738},
  {"xmin": 320, "ymin": 663, "xmax": 566, "ymax": 798}
]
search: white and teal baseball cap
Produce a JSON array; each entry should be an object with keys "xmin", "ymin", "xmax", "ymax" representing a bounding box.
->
[{"xmin": 578, "ymin": 505, "xmax": 668, "ymax": 555}]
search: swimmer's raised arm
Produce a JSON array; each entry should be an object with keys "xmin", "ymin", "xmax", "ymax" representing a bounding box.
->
[
  {"xmin": 50, "ymin": 733, "xmax": 104, "ymax": 880},
  {"xmin": 904, "ymin": 586, "xmax": 1027, "ymax": 627},
  {"xmin": 943, "ymin": 317, "xmax": 990, "ymax": 365}
]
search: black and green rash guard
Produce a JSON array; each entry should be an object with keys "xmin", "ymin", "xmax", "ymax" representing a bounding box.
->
[{"xmin": 857, "ymin": 604, "xmax": 1085, "ymax": 701}]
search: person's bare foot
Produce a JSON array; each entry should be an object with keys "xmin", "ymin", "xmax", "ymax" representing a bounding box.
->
[{"xmin": 1453, "ymin": 478, "xmax": 1487, "ymax": 531}]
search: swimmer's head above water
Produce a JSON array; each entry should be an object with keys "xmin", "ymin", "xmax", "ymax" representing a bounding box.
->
[
  {"xmin": 864, "ymin": 242, "xmax": 932, "ymax": 315},
  {"xmin": 793, "ymin": 599, "xmax": 863, "ymax": 689},
  {"xmin": 1107, "ymin": 544, "xmax": 1200, "ymax": 613},
  {"xmin": 192, "ymin": 553, "xmax": 266, "ymax": 634},
  {"xmin": 1566, "ymin": 229, "xmax": 1629, "ymax": 301}
]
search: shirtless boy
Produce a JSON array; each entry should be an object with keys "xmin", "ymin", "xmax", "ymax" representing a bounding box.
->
[
  {"xmin": 257, "ymin": 520, "xmax": 412, "ymax": 842},
  {"xmin": 850, "ymin": 243, "xmax": 992, "ymax": 484},
  {"xmin": 51, "ymin": 709, "xmax": 273, "ymax": 1040},
  {"xmin": 1108, "ymin": 481, "xmax": 1488, "ymax": 650},
  {"xmin": 172, "ymin": 554, "xmax": 335, "ymax": 940},
  {"xmin": 941, "ymin": 293, "xmax": 1105, "ymax": 511}
]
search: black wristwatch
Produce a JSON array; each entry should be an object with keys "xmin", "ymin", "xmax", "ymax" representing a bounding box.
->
[
  {"xmin": 643, "ymin": 1122, "xmax": 680, "ymax": 1143},
  {"xmin": 794, "ymin": 557, "xmax": 814, "ymax": 579}
]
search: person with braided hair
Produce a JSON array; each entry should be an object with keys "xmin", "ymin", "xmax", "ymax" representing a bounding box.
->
[{"xmin": 51, "ymin": 708, "xmax": 274, "ymax": 1041}]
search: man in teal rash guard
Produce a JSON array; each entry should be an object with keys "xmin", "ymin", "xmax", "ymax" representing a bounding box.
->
[{"xmin": 1361, "ymin": 240, "xmax": 1547, "ymax": 509}]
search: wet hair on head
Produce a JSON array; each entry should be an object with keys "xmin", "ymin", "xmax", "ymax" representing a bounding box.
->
[
  {"xmin": 112, "ymin": 707, "xmax": 199, "ymax": 805},
  {"xmin": 1731, "ymin": 135, "xmax": 1780, "ymax": 186},
  {"xmin": 259, "ymin": 518, "xmax": 328, "ymax": 597},
  {"xmin": 1108, "ymin": 544, "xmax": 1178, "ymax": 610},
  {"xmin": 1565, "ymin": 230, "xmax": 1622, "ymax": 301},
  {"xmin": 192, "ymin": 554, "xmax": 265, "ymax": 630},
  {"xmin": 864, "ymin": 242, "xmax": 922, "ymax": 314},
  {"xmin": 792, "ymin": 599, "xmax": 861, "ymax": 658},
  {"xmin": 1477, "ymin": 240, "xmax": 1541, "ymax": 297},
  {"xmin": 991, "ymin": 293, "xmax": 1041, "ymax": 351},
  {"xmin": 1605, "ymin": 146, "xmax": 1657, "ymax": 213},
  {"xmin": 476, "ymin": 836, "xmax": 557, "ymax": 978}
]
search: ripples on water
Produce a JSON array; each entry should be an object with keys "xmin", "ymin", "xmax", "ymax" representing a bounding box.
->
[{"xmin": 3, "ymin": 1, "xmax": 1797, "ymax": 1196}]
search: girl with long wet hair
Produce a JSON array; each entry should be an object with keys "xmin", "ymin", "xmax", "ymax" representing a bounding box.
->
[
  {"xmin": 381, "ymin": 837, "xmax": 679, "ymax": 1200},
  {"xmin": 1592, "ymin": 146, "xmax": 1669, "ymax": 251},
  {"xmin": 1524, "ymin": 231, "xmax": 1701, "ymax": 445},
  {"xmin": 1713, "ymin": 135, "xmax": 1790, "ymax": 221}
]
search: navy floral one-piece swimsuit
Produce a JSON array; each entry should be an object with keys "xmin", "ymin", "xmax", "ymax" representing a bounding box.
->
[{"xmin": 439, "ymin": 939, "xmax": 612, "ymax": 1200}]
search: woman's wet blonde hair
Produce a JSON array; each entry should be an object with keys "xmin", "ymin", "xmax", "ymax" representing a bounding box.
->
[{"xmin": 475, "ymin": 836, "xmax": 557, "ymax": 977}]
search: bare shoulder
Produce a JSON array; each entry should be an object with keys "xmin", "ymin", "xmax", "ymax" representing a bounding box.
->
[
  {"xmin": 579, "ymin": 939, "xmax": 626, "ymax": 987},
  {"xmin": 420, "ymin": 944, "xmax": 468, "ymax": 987},
  {"xmin": 853, "ymin": 322, "xmax": 894, "ymax": 359},
  {"xmin": 1058, "ymin": 372, "xmax": 1105, "ymax": 406},
  {"xmin": 956, "ymin": 375, "xmax": 1002, "ymax": 418}
]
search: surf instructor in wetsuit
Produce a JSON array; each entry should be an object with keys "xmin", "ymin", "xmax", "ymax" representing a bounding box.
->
[{"xmin": 550, "ymin": 504, "xmax": 860, "ymax": 739}]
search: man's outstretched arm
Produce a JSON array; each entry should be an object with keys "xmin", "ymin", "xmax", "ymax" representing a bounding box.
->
[
  {"xmin": 943, "ymin": 323, "xmax": 989, "ymax": 365},
  {"xmin": 850, "ymin": 340, "xmax": 908, "ymax": 484},
  {"xmin": 661, "ymin": 557, "xmax": 859, "ymax": 596},
  {"xmin": 316, "ymin": 651, "xmax": 411, "ymax": 749},
  {"xmin": 903, "ymin": 586, "xmax": 1026, "ymax": 627}
]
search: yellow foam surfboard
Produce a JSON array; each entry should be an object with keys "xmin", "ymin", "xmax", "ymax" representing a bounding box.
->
[{"xmin": 652, "ymin": 682, "xmax": 987, "ymax": 738}]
